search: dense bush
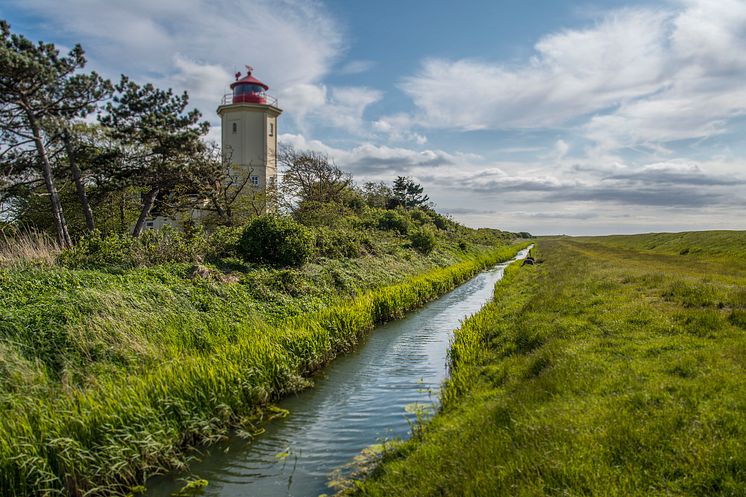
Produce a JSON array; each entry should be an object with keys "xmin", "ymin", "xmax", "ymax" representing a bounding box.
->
[
  {"xmin": 432, "ymin": 212, "xmax": 451, "ymax": 231},
  {"xmin": 58, "ymin": 227, "xmax": 208, "ymax": 268},
  {"xmin": 238, "ymin": 215, "xmax": 314, "ymax": 267},
  {"xmin": 376, "ymin": 210, "xmax": 411, "ymax": 235},
  {"xmin": 410, "ymin": 227, "xmax": 437, "ymax": 254},
  {"xmin": 207, "ymin": 225, "xmax": 243, "ymax": 258},
  {"xmin": 58, "ymin": 230, "xmax": 132, "ymax": 267},
  {"xmin": 314, "ymin": 226, "xmax": 366, "ymax": 259},
  {"xmin": 409, "ymin": 209, "xmax": 431, "ymax": 226},
  {"xmin": 292, "ymin": 201, "xmax": 356, "ymax": 227}
]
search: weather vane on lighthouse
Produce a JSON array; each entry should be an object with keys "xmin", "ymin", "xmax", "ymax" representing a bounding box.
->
[{"xmin": 235, "ymin": 65, "xmax": 254, "ymax": 80}]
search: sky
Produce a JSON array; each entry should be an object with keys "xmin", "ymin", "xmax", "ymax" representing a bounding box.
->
[{"xmin": 2, "ymin": 0, "xmax": 745, "ymax": 235}]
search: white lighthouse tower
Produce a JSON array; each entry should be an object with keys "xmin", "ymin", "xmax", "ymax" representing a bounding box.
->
[{"xmin": 217, "ymin": 66, "xmax": 282, "ymax": 191}]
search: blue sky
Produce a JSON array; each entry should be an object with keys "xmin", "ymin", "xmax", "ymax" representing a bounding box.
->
[{"xmin": 2, "ymin": 0, "xmax": 745, "ymax": 234}]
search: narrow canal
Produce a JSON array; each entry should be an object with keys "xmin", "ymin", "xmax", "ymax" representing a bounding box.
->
[{"xmin": 147, "ymin": 246, "xmax": 531, "ymax": 497}]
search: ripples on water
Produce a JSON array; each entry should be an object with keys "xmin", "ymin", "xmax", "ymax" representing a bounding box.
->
[{"xmin": 147, "ymin": 248, "xmax": 530, "ymax": 497}]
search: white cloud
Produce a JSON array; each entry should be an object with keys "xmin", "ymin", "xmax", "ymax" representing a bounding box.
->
[
  {"xmin": 338, "ymin": 59, "xmax": 375, "ymax": 75},
  {"xmin": 168, "ymin": 54, "xmax": 233, "ymax": 103},
  {"xmin": 276, "ymin": 84, "xmax": 328, "ymax": 127},
  {"xmin": 373, "ymin": 114, "xmax": 428, "ymax": 144},
  {"xmin": 399, "ymin": 2, "xmax": 746, "ymax": 152},
  {"xmin": 10, "ymin": 0, "xmax": 345, "ymax": 126},
  {"xmin": 279, "ymin": 133, "xmax": 477, "ymax": 177},
  {"xmin": 553, "ymin": 139, "xmax": 569, "ymax": 159},
  {"xmin": 325, "ymin": 87, "xmax": 383, "ymax": 133},
  {"xmin": 280, "ymin": 132, "xmax": 746, "ymax": 234},
  {"xmin": 672, "ymin": 0, "xmax": 746, "ymax": 74},
  {"xmin": 400, "ymin": 9, "xmax": 670, "ymax": 130},
  {"xmin": 12, "ymin": 0, "xmax": 395, "ymax": 137},
  {"xmin": 275, "ymin": 85, "xmax": 382, "ymax": 135}
]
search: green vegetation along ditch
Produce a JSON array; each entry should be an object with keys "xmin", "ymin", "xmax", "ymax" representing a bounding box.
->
[
  {"xmin": 0, "ymin": 215, "xmax": 529, "ymax": 496},
  {"xmin": 351, "ymin": 231, "xmax": 746, "ymax": 496}
]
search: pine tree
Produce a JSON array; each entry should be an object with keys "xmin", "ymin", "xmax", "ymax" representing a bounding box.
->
[
  {"xmin": 100, "ymin": 76, "xmax": 209, "ymax": 236},
  {"xmin": 391, "ymin": 176, "xmax": 430, "ymax": 209},
  {"xmin": 0, "ymin": 21, "xmax": 105, "ymax": 245}
]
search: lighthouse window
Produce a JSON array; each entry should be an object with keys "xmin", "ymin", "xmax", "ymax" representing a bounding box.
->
[
  {"xmin": 235, "ymin": 84, "xmax": 265, "ymax": 95},
  {"xmin": 269, "ymin": 123, "xmax": 274, "ymax": 136},
  {"xmin": 250, "ymin": 175, "xmax": 260, "ymax": 186},
  {"xmin": 232, "ymin": 122, "xmax": 237, "ymax": 134}
]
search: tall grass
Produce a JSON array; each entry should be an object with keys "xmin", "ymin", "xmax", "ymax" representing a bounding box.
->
[
  {"xmin": 0, "ymin": 243, "xmax": 529, "ymax": 496},
  {"xmin": 0, "ymin": 228, "xmax": 60, "ymax": 266}
]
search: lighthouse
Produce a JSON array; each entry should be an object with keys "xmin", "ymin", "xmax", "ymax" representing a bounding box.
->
[{"xmin": 217, "ymin": 66, "xmax": 282, "ymax": 192}]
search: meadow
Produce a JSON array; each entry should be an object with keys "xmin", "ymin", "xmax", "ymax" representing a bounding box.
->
[
  {"xmin": 0, "ymin": 213, "xmax": 528, "ymax": 496},
  {"xmin": 352, "ymin": 231, "xmax": 746, "ymax": 496}
]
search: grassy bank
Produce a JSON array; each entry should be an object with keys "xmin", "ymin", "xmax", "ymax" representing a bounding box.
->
[
  {"xmin": 0, "ymin": 216, "xmax": 528, "ymax": 495},
  {"xmin": 352, "ymin": 232, "xmax": 746, "ymax": 496}
]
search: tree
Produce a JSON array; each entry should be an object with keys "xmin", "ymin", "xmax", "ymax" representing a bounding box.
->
[
  {"xmin": 279, "ymin": 146, "xmax": 352, "ymax": 209},
  {"xmin": 100, "ymin": 76, "xmax": 209, "ymax": 236},
  {"xmin": 0, "ymin": 21, "xmax": 108, "ymax": 245},
  {"xmin": 54, "ymin": 75, "xmax": 112, "ymax": 233},
  {"xmin": 187, "ymin": 142, "xmax": 275, "ymax": 226},
  {"xmin": 391, "ymin": 176, "xmax": 430, "ymax": 209},
  {"xmin": 360, "ymin": 181, "xmax": 394, "ymax": 209}
]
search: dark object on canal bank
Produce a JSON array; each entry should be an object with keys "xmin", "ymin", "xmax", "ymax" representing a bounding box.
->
[{"xmin": 522, "ymin": 257, "xmax": 535, "ymax": 266}]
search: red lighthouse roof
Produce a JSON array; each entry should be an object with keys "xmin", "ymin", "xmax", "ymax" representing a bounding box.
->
[{"xmin": 230, "ymin": 66, "xmax": 269, "ymax": 91}]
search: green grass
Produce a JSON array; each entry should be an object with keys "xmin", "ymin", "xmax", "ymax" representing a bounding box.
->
[
  {"xmin": 0, "ymin": 224, "xmax": 528, "ymax": 495},
  {"xmin": 587, "ymin": 230, "xmax": 746, "ymax": 260},
  {"xmin": 351, "ymin": 232, "xmax": 746, "ymax": 497}
]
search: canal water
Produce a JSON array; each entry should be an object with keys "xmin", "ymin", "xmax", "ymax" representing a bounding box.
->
[{"xmin": 147, "ymin": 247, "xmax": 531, "ymax": 497}]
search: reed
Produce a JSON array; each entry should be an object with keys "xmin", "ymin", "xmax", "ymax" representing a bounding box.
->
[
  {"xmin": 0, "ymin": 243, "xmax": 529, "ymax": 496},
  {"xmin": 0, "ymin": 228, "xmax": 60, "ymax": 267}
]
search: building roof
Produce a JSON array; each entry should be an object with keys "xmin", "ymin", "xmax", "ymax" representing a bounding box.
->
[{"xmin": 230, "ymin": 68, "xmax": 269, "ymax": 90}]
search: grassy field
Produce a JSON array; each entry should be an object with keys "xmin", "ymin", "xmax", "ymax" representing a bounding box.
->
[
  {"xmin": 352, "ymin": 231, "xmax": 746, "ymax": 496},
  {"xmin": 0, "ymin": 218, "xmax": 528, "ymax": 495}
]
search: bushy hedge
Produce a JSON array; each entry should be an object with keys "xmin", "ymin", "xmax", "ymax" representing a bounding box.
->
[
  {"xmin": 207, "ymin": 225, "xmax": 243, "ymax": 258},
  {"xmin": 375, "ymin": 210, "xmax": 411, "ymax": 235},
  {"xmin": 292, "ymin": 201, "xmax": 355, "ymax": 227},
  {"xmin": 410, "ymin": 226, "xmax": 437, "ymax": 254},
  {"xmin": 58, "ymin": 227, "xmax": 208, "ymax": 268},
  {"xmin": 409, "ymin": 209, "xmax": 431, "ymax": 226},
  {"xmin": 314, "ymin": 226, "xmax": 367, "ymax": 259},
  {"xmin": 238, "ymin": 215, "xmax": 314, "ymax": 267}
]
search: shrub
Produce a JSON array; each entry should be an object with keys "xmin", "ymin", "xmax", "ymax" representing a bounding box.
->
[
  {"xmin": 410, "ymin": 227, "xmax": 437, "ymax": 254},
  {"xmin": 293, "ymin": 201, "xmax": 352, "ymax": 227},
  {"xmin": 238, "ymin": 215, "xmax": 314, "ymax": 267},
  {"xmin": 376, "ymin": 210, "xmax": 410, "ymax": 235},
  {"xmin": 409, "ymin": 209, "xmax": 431, "ymax": 226},
  {"xmin": 135, "ymin": 226, "xmax": 208, "ymax": 265},
  {"xmin": 207, "ymin": 225, "xmax": 243, "ymax": 258},
  {"xmin": 314, "ymin": 226, "xmax": 364, "ymax": 259},
  {"xmin": 58, "ymin": 227, "xmax": 208, "ymax": 268},
  {"xmin": 432, "ymin": 213, "xmax": 451, "ymax": 231},
  {"xmin": 58, "ymin": 230, "xmax": 133, "ymax": 267}
]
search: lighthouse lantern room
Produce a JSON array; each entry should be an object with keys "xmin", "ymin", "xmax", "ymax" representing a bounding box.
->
[{"xmin": 217, "ymin": 66, "xmax": 282, "ymax": 193}]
